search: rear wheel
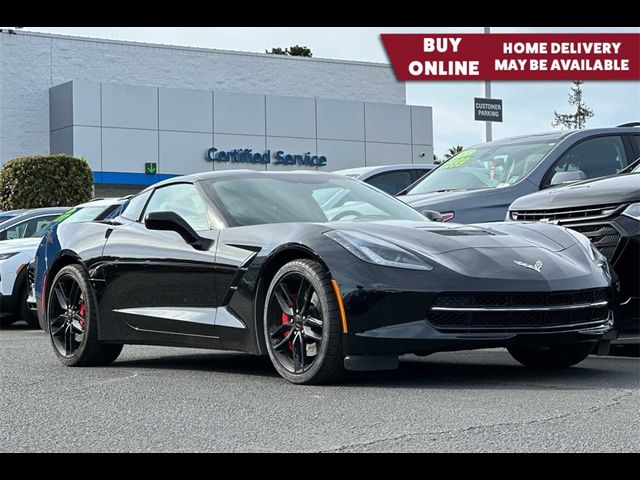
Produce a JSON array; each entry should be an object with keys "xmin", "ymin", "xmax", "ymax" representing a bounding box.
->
[
  {"xmin": 47, "ymin": 264, "xmax": 123, "ymax": 367},
  {"xmin": 263, "ymin": 259, "xmax": 344, "ymax": 384},
  {"xmin": 507, "ymin": 342, "xmax": 595, "ymax": 369}
]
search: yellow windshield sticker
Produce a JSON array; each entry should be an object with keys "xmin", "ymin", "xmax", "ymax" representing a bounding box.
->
[{"xmin": 441, "ymin": 149, "xmax": 476, "ymax": 169}]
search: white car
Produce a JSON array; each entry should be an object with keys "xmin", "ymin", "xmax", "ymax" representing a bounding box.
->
[
  {"xmin": 0, "ymin": 237, "xmax": 43, "ymax": 327},
  {"xmin": 0, "ymin": 198, "xmax": 130, "ymax": 328}
]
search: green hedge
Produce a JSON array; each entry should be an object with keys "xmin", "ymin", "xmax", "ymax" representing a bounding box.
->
[{"xmin": 0, "ymin": 155, "xmax": 93, "ymax": 210}]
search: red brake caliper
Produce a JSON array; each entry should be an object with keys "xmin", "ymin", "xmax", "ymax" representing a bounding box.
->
[
  {"xmin": 78, "ymin": 302, "xmax": 86, "ymax": 328},
  {"xmin": 281, "ymin": 312, "xmax": 293, "ymax": 351}
]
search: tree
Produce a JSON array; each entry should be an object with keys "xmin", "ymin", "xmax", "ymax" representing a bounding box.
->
[
  {"xmin": 0, "ymin": 154, "xmax": 93, "ymax": 210},
  {"xmin": 266, "ymin": 45, "xmax": 313, "ymax": 57},
  {"xmin": 444, "ymin": 145, "xmax": 464, "ymax": 160},
  {"xmin": 0, "ymin": 27, "xmax": 22, "ymax": 35},
  {"xmin": 267, "ymin": 47, "xmax": 287, "ymax": 55},
  {"xmin": 287, "ymin": 45, "xmax": 312, "ymax": 57},
  {"xmin": 552, "ymin": 80, "xmax": 594, "ymax": 130}
]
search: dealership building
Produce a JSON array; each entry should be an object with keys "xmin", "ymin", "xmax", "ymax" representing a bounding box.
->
[{"xmin": 0, "ymin": 31, "xmax": 433, "ymax": 195}]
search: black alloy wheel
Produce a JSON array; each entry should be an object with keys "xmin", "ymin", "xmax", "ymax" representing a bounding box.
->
[
  {"xmin": 264, "ymin": 259, "xmax": 344, "ymax": 384},
  {"xmin": 47, "ymin": 264, "xmax": 123, "ymax": 367},
  {"xmin": 48, "ymin": 272, "xmax": 86, "ymax": 357}
]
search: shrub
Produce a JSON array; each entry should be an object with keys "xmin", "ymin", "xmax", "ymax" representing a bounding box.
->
[{"xmin": 0, "ymin": 154, "xmax": 93, "ymax": 210}]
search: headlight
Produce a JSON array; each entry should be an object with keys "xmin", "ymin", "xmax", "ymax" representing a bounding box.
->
[
  {"xmin": 0, "ymin": 252, "xmax": 18, "ymax": 261},
  {"xmin": 622, "ymin": 202, "xmax": 640, "ymax": 220},
  {"xmin": 324, "ymin": 230, "xmax": 433, "ymax": 271}
]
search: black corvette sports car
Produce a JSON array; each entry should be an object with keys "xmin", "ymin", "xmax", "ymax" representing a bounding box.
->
[{"xmin": 34, "ymin": 171, "xmax": 617, "ymax": 384}]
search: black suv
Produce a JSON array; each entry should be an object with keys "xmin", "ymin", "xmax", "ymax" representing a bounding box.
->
[
  {"xmin": 509, "ymin": 160, "xmax": 640, "ymax": 345},
  {"xmin": 399, "ymin": 127, "xmax": 640, "ymax": 223}
]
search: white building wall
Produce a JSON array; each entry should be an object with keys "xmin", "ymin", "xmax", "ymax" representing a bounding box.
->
[
  {"xmin": 0, "ymin": 31, "xmax": 407, "ymax": 163},
  {"xmin": 49, "ymin": 80, "xmax": 433, "ymax": 176}
]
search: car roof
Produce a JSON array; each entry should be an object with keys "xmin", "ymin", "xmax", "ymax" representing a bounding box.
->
[
  {"xmin": 467, "ymin": 127, "xmax": 639, "ymax": 150},
  {"xmin": 10, "ymin": 207, "xmax": 70, "ymax": 217},
  {"xmin": 333, "ymin": 164, "xmax": 436, "ymax": 179},
  {"xmin": 143, "ymin": 169, "xmax": 357, "ymax": 191},
  {"xmin": 0, "ymin": 207, "xmax": 70, "ymax": 230}
]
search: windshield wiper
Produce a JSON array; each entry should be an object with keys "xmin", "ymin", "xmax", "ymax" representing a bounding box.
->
[{"xmin": 431, "ymin": 188, "xmax": 469, "ymax": 193}]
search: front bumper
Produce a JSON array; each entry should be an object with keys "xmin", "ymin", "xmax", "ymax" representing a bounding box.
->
[{"xmin": 344, "ymin": 313, "xmax": 615, "ymax": 355}]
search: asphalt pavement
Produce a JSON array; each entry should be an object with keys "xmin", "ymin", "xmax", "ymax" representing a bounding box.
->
[{"xmin": 1, "ymin": 322, "xmax": 638, "ymax": 452}]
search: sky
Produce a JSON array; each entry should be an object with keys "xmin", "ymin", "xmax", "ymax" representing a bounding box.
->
[{"xmin": 23, "ymin": 27, "xmax": 640, "ymax": 158}]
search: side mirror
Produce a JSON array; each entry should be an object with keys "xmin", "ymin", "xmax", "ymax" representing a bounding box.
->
[
  {"xmin": 144, "ymin": 211, "xmax": 213, "ymax": 251},
  {"xmin": 421, "ymin": 209, "xmax": 443, "ymax": 222},
  {"xmin": 550, "ymin": 170, "xmax": 586, "ymax": 186}
]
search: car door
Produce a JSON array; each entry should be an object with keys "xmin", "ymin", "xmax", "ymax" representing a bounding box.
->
[
  {"xmin": 541, "ymin": 135, "xmax": 631, "ymax": 188},
  {"xmin": 99, "ymin": 182, "xmax": 220, "ymax": 343}
]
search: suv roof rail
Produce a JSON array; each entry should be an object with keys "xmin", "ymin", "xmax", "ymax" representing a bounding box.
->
[
  {"xmin": 617, "ymin": 122, "xmax": 640, "ymax": 127},
  {"xmin": 88, "ymin": 197, "xmax": 105, "ymax": 202}
]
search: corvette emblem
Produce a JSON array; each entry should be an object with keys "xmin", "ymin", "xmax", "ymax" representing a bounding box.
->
[{"xmin": 514, "ymin": 259, "xmax": 544, "ymax": 273}]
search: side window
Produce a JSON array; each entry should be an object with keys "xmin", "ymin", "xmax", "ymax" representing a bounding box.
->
[
  {"xmin": 120, "ymin": 190, "xmax": 152, "ymax": 222},
  {"xmin": 547, "ymin": 136, "xmax": 628, "ymax": 185},
  {"xmin": 1, "ymin": 215, "xmax": 58, "ymax": 240},
  {"xmin": 144, "ymin": 183, "xmax": 209, "ymax": 231},
  {"xmin": 630, "ymin": 135, "xmax": 640, "ymax": 158},
  {"xmin": 367, "ymin": 170, "xmax": 414, "ymax": 195}
]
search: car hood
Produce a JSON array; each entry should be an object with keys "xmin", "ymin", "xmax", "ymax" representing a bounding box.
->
[
  {"xmin": 0, "ymin": 237, "xmax": 41, "ymax": 253},
  {"xmin": 325, "ymin": 220, "xmax": 575, "ymax": 254},
  {"xmin": 399, "ymin": 189, "xmax": 492, "ymax": 208},
  {"xmin": 320, "ymin": 220, "xmax": 598, "ymax": 281},
  {"xmin": 511, "ymin": 173, "xmax": 640, "ymax": 211}
]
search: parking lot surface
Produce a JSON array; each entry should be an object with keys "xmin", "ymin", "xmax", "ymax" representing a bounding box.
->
[{"xmin": 1, "ymin": 323, "xmax": 638, "ymax": 452}]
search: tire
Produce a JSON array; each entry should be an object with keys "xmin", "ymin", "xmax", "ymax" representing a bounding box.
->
[
  {"xmin": 19, "ymin": 283, "xmax": 39, "ymax": 329},
  {"xmin": 263, "ymin": 259, "xmax": 344, "ymax": 385},
  {"xmin": 507, "ymin": 342, "xmax": 595, "ymax": 369},
  {"xmin": 47, "ymin": 264, "xmax": 123, "ymax": 367}
]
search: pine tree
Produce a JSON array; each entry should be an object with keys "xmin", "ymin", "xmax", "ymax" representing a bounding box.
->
[{"xmin": 552, "ymin": 80, "xmax": 594, "ymax": 130}]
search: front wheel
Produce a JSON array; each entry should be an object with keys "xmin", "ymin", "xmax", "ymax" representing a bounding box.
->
[
  {"xmin": 507, "ymin": 342, "xmax": 595, "ymax": 369},
  {"xmin": 19, "ymin": 283, "xmax": 39, "ymax": 329},
  {"xmin": 47, "ymin": 264, "xmax": 123, "ymax": 367},
  {"xmin": 263, "ymin": 259, "xmax": 344, "ymax": 384}
]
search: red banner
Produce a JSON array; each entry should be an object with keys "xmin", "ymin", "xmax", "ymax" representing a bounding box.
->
[{"xmin": 381, "ymin": 33, "xmax": 640, "ymax": 80}]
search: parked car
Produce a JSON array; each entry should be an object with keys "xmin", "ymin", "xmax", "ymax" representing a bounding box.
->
[
  {"xmin": 508, "ymin": 159, "xmax": 640, "ymax": 346},
  {"xmin": 0, "ymin": 209, "xmax": 28, "ymax": 225},
  {"xmin": 0, "ymin": 207, "xmax": 69, "ymax": 241},
  {"xmin": 35, "ymin": 171, "xmax": 616, "ymax": 384},
  {"xmin": 334, "ymin": 164, "xmax": 435, "ymax": 195},
  {"xmin": 0, "ymin": 198, "xmax": 128, "ymax": 328},
  {"xmin": 398, "ymin": 127, "xmax": 640, "ymax": 223}
]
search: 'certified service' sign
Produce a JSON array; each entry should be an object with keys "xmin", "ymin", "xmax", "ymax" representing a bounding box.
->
[{"xmin": 474, "ymin": 98, "xmax": 503, "ymax": 122}]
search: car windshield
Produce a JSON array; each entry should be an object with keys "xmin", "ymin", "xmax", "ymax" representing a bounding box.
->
[
  {"xmin": 201, "ymin": 175, "xmax": 427, "ymax": 227},
  {"xmin": 32, "ymin": 205, "xmax": 118, "ymax": 237},
  {"xmin": 404, "ymin": 140, "xmax": 558, "ymax": 194}
]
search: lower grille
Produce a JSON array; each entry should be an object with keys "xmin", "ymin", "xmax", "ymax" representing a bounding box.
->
[
  {"xmin": 429, "ymin": 289, "xmax": 610, "ymax": 332},
  {"xmin": 569, "ymin": 224, "xmax": 621, "ymax": 261}
]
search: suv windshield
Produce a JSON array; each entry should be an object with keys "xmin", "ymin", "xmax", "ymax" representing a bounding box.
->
[
  {"xmin": 405, "ymin": 140, "xmax": 558, "ymax": 194},
  {"xmin": 201, "ymin": 175, "xmax": 427, "ymax": 227}
]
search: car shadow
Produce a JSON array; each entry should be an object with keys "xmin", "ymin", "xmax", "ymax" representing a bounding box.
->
[
  {"xmin": 111, "ymin": 350, "xmax": 639, "ymax": 390},
  {"xmin": 0, "ymin": 320, "xmax": 37, "ymax": 330}
]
